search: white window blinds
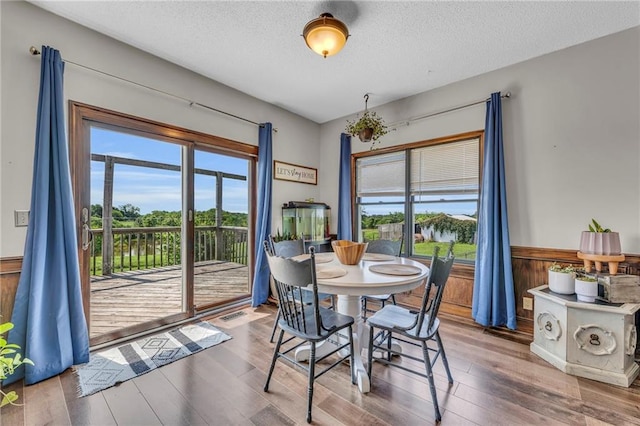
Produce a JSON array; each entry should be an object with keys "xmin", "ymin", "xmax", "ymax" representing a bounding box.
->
[
  {"xmin": 356, "ymin": 151, "xmax": 405, "ymax": 197},
  {"xmin": 410, "ymin": 138, "xmax": 479, "ymax": 196}
]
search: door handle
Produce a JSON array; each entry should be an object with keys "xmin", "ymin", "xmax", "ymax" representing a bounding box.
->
[{"xmin": 81, "ymin": 207, "xmax": 93, "ymax": 251}]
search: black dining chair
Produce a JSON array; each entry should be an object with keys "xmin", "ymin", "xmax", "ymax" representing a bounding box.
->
[
  {"xmin": 266, "ymin": 235, "xmax": 335, "ymax": 343},
  {"xmin": 361, "ymin": 237, "xmax": 403, "ymax": 318},
  {"xmin": 366, "ymin": 241, "xmax": 455, "ymax": 422},
  {"xmin": 264, "ymin": 243, "xmax": 355, "ymax": 424}
]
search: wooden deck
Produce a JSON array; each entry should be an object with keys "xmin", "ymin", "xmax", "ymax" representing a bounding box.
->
[{"xmin": 89, "ymin": 260, "xmax": 249, "ymax": 338}]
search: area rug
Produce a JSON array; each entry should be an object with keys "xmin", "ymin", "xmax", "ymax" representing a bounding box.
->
[{"xmin": 75, "ymin": 321, "xmax": 232, "ymax": 397}]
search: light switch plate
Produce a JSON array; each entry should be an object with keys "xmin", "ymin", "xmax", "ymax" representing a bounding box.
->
[
  {"xmin": 523, "ymin": 296, "xmax": 533, "ymax": 311},
  {"xmin": 14, "ymin": 210, "xmax": 29, "ymax": 227}
]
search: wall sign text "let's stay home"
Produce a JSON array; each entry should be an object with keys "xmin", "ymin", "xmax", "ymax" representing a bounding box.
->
[{"xmin": 273, "ymin": 161, "xmax": 317, "ymax": 185}]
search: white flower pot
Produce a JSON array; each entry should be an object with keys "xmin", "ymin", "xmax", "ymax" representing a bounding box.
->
[
  {"xmin": 575, "ymin": 278, "xmax": 598, "ymax": 302},
  {"xmin": 548, "ymin": 271, "xmax": 575, "ymax": 294}
]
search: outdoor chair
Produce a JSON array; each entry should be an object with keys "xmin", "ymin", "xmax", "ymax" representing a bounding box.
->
[
  {"xmin": 366, "ymin": 241, "xmax": 455, "ymax": 422},
  {"xmin": 267, "ymin": 235, "xmax": 335, "ymax": 343},
  {"xmin": 263, "ymin": 243, "xmax": 355, "ymax": 424},
  {"xmin": 362, "ymin": 237, "xmax": 403, "ymax": 318}
]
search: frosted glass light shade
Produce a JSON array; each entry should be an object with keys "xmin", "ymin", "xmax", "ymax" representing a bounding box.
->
[{"xmin": 303, "ymin": 13, "xmax": 349, "ymax": 58}]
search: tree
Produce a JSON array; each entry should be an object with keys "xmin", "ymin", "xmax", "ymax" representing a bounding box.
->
[
  {"xmin": 119, "ymin": 203, "xmax": 141, "ymax": 220},
  {"xmin": 91, "ymin": 204, "xmax": 103, "ymax": 218}
]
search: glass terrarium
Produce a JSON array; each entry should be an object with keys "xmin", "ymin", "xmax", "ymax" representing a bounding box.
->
[{"xmin": 282, "ymin": 201, "xmax": 331, "ymax": 243}]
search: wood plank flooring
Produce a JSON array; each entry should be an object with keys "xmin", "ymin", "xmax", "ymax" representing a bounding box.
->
[{"xmin": 2, "ymin": 304, "xmax": 639, "ymax": 425}]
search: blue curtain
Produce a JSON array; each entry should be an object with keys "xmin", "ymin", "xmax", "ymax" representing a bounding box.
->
[
  {"xmin": 251, "ymin": 123, "xmax": 273, "ymax": 306},
  {"xmin": 472, "ymin": 92, "xmax": 517, "ymax": 330},
  {"xmin": 5, "ymin": 46, "xmax": 90, "ymax": 385},
  {"xmin": 337, "ymin": 133, "xmax": 353, "ymax": 241}
]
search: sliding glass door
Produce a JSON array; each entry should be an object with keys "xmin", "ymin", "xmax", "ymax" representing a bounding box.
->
[{"xmin": 70, "ymin": 102, "xmax": 256, "ymax": 346}]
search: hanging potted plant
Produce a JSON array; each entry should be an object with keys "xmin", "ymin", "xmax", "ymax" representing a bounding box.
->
[{"xmin": 345, "ymin": 94, "xmax": 388, "ymax": 149}]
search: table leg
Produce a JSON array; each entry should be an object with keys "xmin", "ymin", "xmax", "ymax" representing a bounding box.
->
[{"xmin": 293, "ymin": 294, "xmax": 370, "ymax": 393}]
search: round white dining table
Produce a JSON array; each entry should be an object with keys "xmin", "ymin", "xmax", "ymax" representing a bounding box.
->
[{"xmin": 292, "ymin": 252, "xmax": 429, "ymax": 393}]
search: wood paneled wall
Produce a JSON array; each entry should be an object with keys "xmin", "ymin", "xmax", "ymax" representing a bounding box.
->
[
  {"xmin": 396, "ymin": 247, "xmax": 640, "ymax": 338},
  {"xmin": 0, "ymin": 257, "xmax": 22, "ymax": 323}
]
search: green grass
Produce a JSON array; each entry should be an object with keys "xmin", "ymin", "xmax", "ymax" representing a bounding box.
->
[
  {"xmin": 413, "ymin": 241, "xmax": 476, "ymax": 260},
  {"xmin": 362, "ymin": 228, "xmax": 476, "ymax": 260},
  {"xmin": 90, "ymin": 254, "xmax": 179, "ymax": 276}
]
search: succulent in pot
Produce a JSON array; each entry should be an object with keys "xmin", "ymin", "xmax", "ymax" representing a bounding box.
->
[
  {"xmin": 575, "ymin": 274, "xmax": 599, "ymax": 302},
  {"xmin": 579, "ymin": 219, "xmax": 621, "ymax": 255},
  {"xmin": 548, "ymin": 262, "xmax": 577, "ymax": 295}
]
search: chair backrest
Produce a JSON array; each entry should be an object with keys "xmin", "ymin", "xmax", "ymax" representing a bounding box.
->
[
  {"xmin": 366, "ymin": 237, "xmax": 403, "ymax": 257},
  {"xmin": 415, "ymin": 241, "xmax": 455, "ymax": 333},
  {"xmin": 268, "ymin": 235, "xmax": 306, "ymax": 258},
  {"xmin": 263, "ymin": 243, "xmax": 327, "ymax": 336}
]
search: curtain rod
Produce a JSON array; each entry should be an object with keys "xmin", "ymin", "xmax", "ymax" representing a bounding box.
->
[
  {"xmin": 388, "ymin": 91, "xmax": 511, "ymax": 130},
  {"xmin": 29, "ymin": 46, "xmax": 275, "ymax": 131}
]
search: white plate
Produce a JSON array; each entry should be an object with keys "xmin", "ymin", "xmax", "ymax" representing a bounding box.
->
[{"xmin": 369, "ymin": 264, "xmax": 422, "ymax": 276}]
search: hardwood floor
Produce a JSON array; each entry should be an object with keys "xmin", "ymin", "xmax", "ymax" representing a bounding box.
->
[{"xmin": 2, "ymin": 304, "xmax": 639, "ymax": 425}]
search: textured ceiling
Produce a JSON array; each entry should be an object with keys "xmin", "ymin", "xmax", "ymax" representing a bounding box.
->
[{"xmin": 29, "ymin": 1, "xmax": 640, "ymax": 124}]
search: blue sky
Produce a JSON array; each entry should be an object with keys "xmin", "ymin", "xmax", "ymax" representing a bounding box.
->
[{"xmin": 91, "ymin": 127, "xmax": 249, "ymax": 215}]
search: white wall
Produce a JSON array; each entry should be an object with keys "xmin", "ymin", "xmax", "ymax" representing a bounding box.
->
[
  {"xmin": 0, "ymin": 1, "xmax": 321, "ymax": 257},
  {"xmin": 3, "ymin": 1, "xmax": 639, "ymax": 257},
  {"xmin": 319, "ymin": 27, "xmax": 640, "ymax": 254}
]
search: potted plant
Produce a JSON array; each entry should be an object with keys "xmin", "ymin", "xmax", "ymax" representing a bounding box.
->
[
  {"xmin": 574, "ymin": 274, "xmax": 599, "ymax": 302},
  {"xmin": 579, "ymin": 218, "xmax": 622, "ymax": 255},
  {"xmin": 548, "ymin": 262, "xmax": 577, "ymax": 294},
  {"xmin": 345, "ymin": 94, "xmax": 388, "ymax": 149},
  {"xmin": 1, "ymin": 321, "xmax": 34, "ymax": 407}
]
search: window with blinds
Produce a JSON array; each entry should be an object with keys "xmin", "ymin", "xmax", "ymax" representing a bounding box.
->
[
  {"xmin": 353, "ymin": 132, "xmax": 482, "ymax": 261},
  {"xmin": 410, "ymin": 138, "xmax": 479, "ymax": 197},
  {"xmin": 357, "ymin": 151, "xmax": 405, "ymax": 198}
]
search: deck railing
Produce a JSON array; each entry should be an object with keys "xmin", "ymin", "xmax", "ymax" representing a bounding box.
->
[{"xmin": 89, "ymin": 226, "xmax": 248, "ymax": 276}]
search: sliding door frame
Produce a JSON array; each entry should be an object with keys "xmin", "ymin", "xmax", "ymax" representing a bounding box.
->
[{"xmin": 69, "ymin": 101, "xmax": 258, "ymax": 345}]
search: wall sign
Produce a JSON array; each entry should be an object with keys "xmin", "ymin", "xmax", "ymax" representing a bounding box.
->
[{"xmin": 273, "ymin": 160, "xmax": 317, "ymax": 185}]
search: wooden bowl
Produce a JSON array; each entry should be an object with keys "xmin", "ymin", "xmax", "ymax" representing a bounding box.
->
[{"xmin": 331, "ymin": 240, "xmax": 368, "ymax": 265}]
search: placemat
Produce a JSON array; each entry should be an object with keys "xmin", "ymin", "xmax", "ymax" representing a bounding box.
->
[
  {"xmin": 294, "ymin": 253, "xmax": 333, "ymax": 264},
  {"xmin": 362, "ymin": 253, "xmax": 396, "ymax": 261},
  {"xmin": 316, "ymin": 266, "xmax": 347, "ymax": 279},
  {"xmin": 369, "ymin": 264, "xmax": 422, "ymax": 276}
]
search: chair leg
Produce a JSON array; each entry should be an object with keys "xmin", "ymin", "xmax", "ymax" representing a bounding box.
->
[
  {"xmin": 362, "ymin": 297, "xmax": 368, "ymax": 319},
  {"xmin": 264, "ymin": 329, "xmax": 284, "ymax": 392},
  {"xmin": 385, "ymin": 330, "xmax": 392, "ymax": 362},
  {"xmin": 269, "ymin": 308, "xmax": 281, "ymax": 343},
  {"xmin": 435, "ymin": 331, "xmax": 454, "ymax": 384},
  {"xmin": 307, "ymin": 342, "xmax": 316, "ymax": 424},
  {"xmin": 421, "ymin": 341, "xmax": 442, "ymax": 422},
  {"xmin": 390, "ymin": 294, "xmax": 397, "ymax": 305}
]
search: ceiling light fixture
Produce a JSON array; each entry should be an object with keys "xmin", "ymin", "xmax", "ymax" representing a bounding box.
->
[{"xmin": 302, "ymin": 13, "xmax": 349, "ymax": 58}]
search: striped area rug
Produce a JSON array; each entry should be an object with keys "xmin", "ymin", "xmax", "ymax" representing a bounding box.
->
[{"xmin": 75, "ymin": 321, "xmax": 232, "ymax": 397}]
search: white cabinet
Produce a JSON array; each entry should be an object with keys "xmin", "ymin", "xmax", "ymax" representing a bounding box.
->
[{"xmin": 529, "ymin": 285, "xmax": 639, "ymax": 387}]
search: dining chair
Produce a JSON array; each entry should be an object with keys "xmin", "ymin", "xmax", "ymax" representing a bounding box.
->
[
  {"xmin": 361, "ymin": 237, "xmax": 403, "ymax": 318},
  {"xmin": 264, "ymin": 243, "xmax": 355, "ymax": 424},
  {"xmin": 267, "ymin": 235, "xmax": 336, "ymax": 343},
  {"xmin": 366, "ymin": 241, "xmax": 455, "ymax": 422}
]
